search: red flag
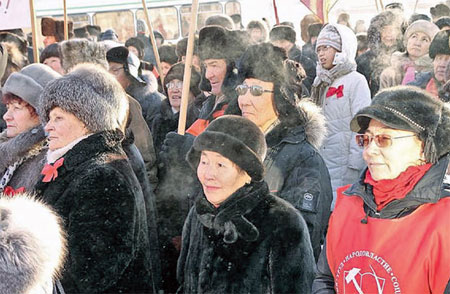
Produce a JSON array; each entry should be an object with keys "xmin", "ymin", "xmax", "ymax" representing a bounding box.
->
[{"xmin": 300, "ymin": 0, "xmax": 327, "ymax": 22}]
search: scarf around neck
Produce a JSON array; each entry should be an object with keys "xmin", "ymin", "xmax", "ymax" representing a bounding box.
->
[
  {"xmin": 364, "ymin": 163, "xmax": 432, "ymax": 211},
  {"xmin": 311, "ymin": 61, "xmax": 356, "ymax": 106}
]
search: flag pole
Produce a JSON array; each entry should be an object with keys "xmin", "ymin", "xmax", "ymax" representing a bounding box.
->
[
  {"xmin": 29, "ymin": 0, "xmax": 39, "ymax": 63},
  {"xmin": 177, "ymin": 0, "xmax": 199, "ymax": 135},
  {"xmin": 141, "ymin": 0, "xmax": 164, "ymax": 87},
  {"xmin": 273, "ymin": 0, "xmax": 280, "ymax": 25},
  {"xmin": 63, "ymin": 0, "xmax": 68, "ymax": 40}
]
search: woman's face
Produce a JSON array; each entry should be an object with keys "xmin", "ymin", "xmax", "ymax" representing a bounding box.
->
[
  {"xmin": 43, "ymin": 57, "xmax": 65, "ymax": 75},
  {"xmin": 167, "ymin": 79, "xmax": 183, "ymax": 111},
  {"xmin": 44, "ymin": 107, "xmax": 88, "ymax": 151},
  {"xmin": 197, "ymin": 150, "xmax": 251, "ymax": 207},
  {"xmin": 317, "ymin": 45, "xmax": 338, "ymax": 70},
  {"xmin": 406, "ymin": 32, "xmax": 431, "ymax": 60},
  {"xmin": 3, "ymin": 100, "xmax": 39, "ymax": 138},
  {"xmin": 238, "ymin": 78, "xmax": 277, "ymax": 132},
  {"xmin": 362, "ymin": 119, "xmax": 424, "ymax": 181},
  {"xmin": 380, "ymin": 25, "xmax": 401, "ymax": 48}
]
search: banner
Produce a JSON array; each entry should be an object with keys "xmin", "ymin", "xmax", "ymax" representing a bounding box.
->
[
  {"xmin": 300, "ymin": 0, "xmax": 330, "ymax": 22},
  {"xmin": 0, "ymin": 0, "xmax": 31, "ymax": 29}
]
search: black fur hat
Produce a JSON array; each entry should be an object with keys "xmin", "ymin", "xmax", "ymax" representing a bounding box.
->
[
  {"xmin": 435, "ymin": 17, "xmax": 450, "ymax": 29},
  {"xmin": 187, "ymin": 115, "xmax": 267, "ymax": 181},
  {"xmin": 176, "ymin": 36, "xmax": 199, "ymax": 59},
  {"xmin": 198, "ymin": 25, "xmax": 230, "ymax": 61},
  {"xmin": 158, "ymin": 44, "xmax": 178, "ymax": 65},
  {"xmin": 269, "ymin": 25, "xmax": 296, "ymax": 44},
  {"xmin": 429, "ymin": 30, "xmax": 450, "ymax": 59},
  {"xmin": 350, "ymin": 86, "xmax": 450, "ymax": 163},
  {"xmin": 164, "ymin": 62, "xmax": 201, "ymax": 97}
]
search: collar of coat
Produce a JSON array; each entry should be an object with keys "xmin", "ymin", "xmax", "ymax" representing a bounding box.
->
[
  {"xmin": 195, "ymin": 181, "xmax": 269, "ymax": 244},
  {"xmin": 343, "ymin": 155, "xmax": 450, "ymax": 219},
  {"xmin": 52, "ymin": 130, "xmax": 125, "ymax": 174}
]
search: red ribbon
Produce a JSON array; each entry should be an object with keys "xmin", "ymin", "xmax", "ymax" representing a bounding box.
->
[
  {"xmin": 3, "ymin": 186, "xmax": 25, "ymax": 196},
  {"xmin": 326, "ymin": 85, "xmax": 344, "ymax": 98},
  {"xmin": 41, "ymin": 158, "xmax": 64, "ymax": 182}
]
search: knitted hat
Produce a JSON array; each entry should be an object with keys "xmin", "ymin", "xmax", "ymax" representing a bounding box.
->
[
  {"xmin": 106, "ymin": 46, "xmax": 146, "ymax": 85},
  {"xmin": 316, "ymin": 24, "xmax": 342, "ymax": 52},
  {"xmin": 404, "ymin": 20, "xmax": 439, "ymax": 45},
  {"xmin": 39, "ymin": 64, "xmax": 128, "ymax": 133},
  {"xmin": 269, "ymin": 25, "xmax": 296, "ymax": 44},
  {"xmin": 3, "ymin": 64, "xmax": 61, "ymax": 109},
  {"xmin": 187, "ymin": 115, "xmax": 267, "ymax": 181},
  {"xmin": 350, "ymin": 86, "xmax": 450, "ymax": 163},
  {"xmin": 158, "ymin": 44, "xmax": 178, "ymax": 65},
  {"xmin": 60, "ymin": 39, "xmax": 108, "ymax": 72},
  {"xmin": 136, "ymin": 20, "xmax": 148, "ymax": 34},
  {"xmin": 164, "ymin": 62, "xmax": 201, "ymax": 97},
  {"xmin": 429, "ymin": 30, "xmax": 450, "ymax": 59},
  {"xmin": 125, "ymin": 37, "xmax": 145, "ymax": 59}
]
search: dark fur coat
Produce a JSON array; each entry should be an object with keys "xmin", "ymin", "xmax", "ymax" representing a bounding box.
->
[
  {"xmin": 35, "ymin": 130, "xmax": 155, "ymax": 293},
  {"xmin": 177, "ymin": 181, "xmax": 316, "ymax": 294}
]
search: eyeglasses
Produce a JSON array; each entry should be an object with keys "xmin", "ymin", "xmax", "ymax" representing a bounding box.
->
[
  {"xmin": 109, "ymin": 67, "xmax": 124, "ymax": 75},
  {"xmin": 355, "ymin": 134, "xmax": 416, "ymax": 148},
  {"xmin": 235, "ymin": 84, "xmax": 274, "ymax": 96},
  {"xmin": 316, "ymin": 45, "xmax": 333, "ymax": 54},
  {"xmin": 166, "ymin": 80, "xmax": 183, "ymax": 90}
]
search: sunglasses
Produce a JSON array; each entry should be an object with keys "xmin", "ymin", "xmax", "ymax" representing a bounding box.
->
[
  {"xmin": 235, "ymin": 84, "xmax": 274, "ymax": 96},
  {"xmin": 355, "ymin": 134, "xmax": 416, "ymax": 148},
  {"xmin": 166, "ymin": 80, "xmax": 183, "ymax": 90}
]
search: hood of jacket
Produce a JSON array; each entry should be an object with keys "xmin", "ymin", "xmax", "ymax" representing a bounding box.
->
[
  {"xmin": 267, "ymin": 99, "xmax": 326, "ymax": 149},
  {"xmin": 0, "ymin": 194, "xmax": 66, "ymax": 294},
  {"xmin": 344, "ymin": 155, "xmax": 450, "ymax": 219},
  {"xmin": 331, "ymin": 24, "xmax": 358, "ymax": 67}
]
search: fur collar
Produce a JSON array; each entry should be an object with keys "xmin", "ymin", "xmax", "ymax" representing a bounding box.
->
[
  {"xmin": 196, "ymin": 181, "xmax": 269, "ymax": 244},
  {"xmin": 0, "ymin": 126, "xmax": 46, "ymax": 170}
]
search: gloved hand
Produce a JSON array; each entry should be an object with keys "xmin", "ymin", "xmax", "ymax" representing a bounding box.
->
[{"xmin": 159, "ymin": 132, "xmax": 195, "ymax": 167}]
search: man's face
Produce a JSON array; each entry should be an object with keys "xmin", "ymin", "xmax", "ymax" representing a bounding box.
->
[
  {"xmin": 433, "ymin": 54, "xmax": 450, "ymax": 83},
  {"xmin": 203, "ymin": 59, "xmax": 227, "ymax": 96},
  {"xmin": 108, "ymin": 61, "xmax": 130, "ymax": 89},
  {"xmin": 271, "ymin": 39, "xmax": 294, "ymax": 53},
  {"xmin": 380, "ymin": 25, "xmax": 401, "ymax": 48}
]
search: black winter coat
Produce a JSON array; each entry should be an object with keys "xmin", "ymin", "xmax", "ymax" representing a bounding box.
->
[
  {"xmin": 35, "ymin": 130, "xmax": 155, "ymax": 294},
  {"xmin": 312, "ymin": 156, "xmax": 450, "ymax": 293},
  {"xmin": 177, "ymin": 181, "xmax": 316, "ymax": 294},
  {"xmin": 264, "ymin": 119, "xmax": 332, "ymax": 261}
]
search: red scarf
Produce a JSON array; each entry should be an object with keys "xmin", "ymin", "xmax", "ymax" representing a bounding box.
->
[{"xmin": 364, "ymin": 163, "xmax": 432, "ymax": 211}]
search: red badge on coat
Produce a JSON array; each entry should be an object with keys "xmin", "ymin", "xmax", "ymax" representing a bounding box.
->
[
  {"xmin": 41, "ymin": 158, "xmax": 64, "ymax": 182},
  {"xmin": 326, "ymin": 85, "xmax": 344, "ymax": 98}
]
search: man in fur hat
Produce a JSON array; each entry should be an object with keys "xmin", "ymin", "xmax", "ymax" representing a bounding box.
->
[
  {"xmin": 41, "ymin": 17, "xmax": 73, "ymax": 47},
  {"xmin": 269, "ymin": 25, "xmax": 316, "ymax": 93}
]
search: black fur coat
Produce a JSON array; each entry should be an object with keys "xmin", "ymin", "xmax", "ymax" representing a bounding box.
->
[
  {"xmin": 177, "ymin": 181, "xmax": 316, "ymax": 293},
  {"xmin": 35, "ymin": 130, "xmax": 156, "ymax": 293}
]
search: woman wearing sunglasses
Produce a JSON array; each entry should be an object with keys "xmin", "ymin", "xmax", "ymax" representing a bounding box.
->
[
  {"xmin": 313, "ymin": 86, "xmax": 450, "ymax": 293},
  {"xmin": 229, "ymin": 43, "xmax": 333, "ymax": 262}
]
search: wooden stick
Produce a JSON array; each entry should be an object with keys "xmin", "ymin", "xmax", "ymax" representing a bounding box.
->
[
  {"xmin": 141, "ymin": 0, "xmax": 164, "ymax": 85},
  {"xmin": 379, "ymin": 0, "xmax": 385, "ymax": 11},
  {"xmin": 413, "ymin": 0, "xmax": 419, "ymax": 14},
  {"xmin": 63, "ymin": 0, "xmax": 68, "ymax": 40},
  {"xmin": 374, "ymin": 0, "xmax": 380, "ymax": 13},
  {"xmin": 177, "ymin": 0, "xmax": 199, "ymax": 135},
  {"xmin": 29, "ymin": 0, "xmax": 39, "ymax": 63},
  {"xmin": 273, "ymin": 0, "xmax": 280, "ymax": 25}
]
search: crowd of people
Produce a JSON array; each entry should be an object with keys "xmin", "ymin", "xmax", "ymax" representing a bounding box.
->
[{"xmin": 0, "ymin": 2, "xmax": 450, "ymax": 293}]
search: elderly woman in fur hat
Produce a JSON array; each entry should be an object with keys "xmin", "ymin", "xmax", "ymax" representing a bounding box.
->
[
  {"xmin": 178, "ymin": 115, "xmax": 315, "ymax": 293},
  {"xmin": 0, "ymin": 64, "xmax": 60, "ymax": 196},
  {"xmin": 313, "ymin": 86, "xmax": 450, "ymax": 293},
  {"xmin": 34, "ymin": 64, "xmax": 157, "ymax": 293},
  {"xmin": 379, "ymin": 20, "xmax": 439, "ymax": 89},
  {"xmin": 226, "ymin": 43, "xmax": 333, "ymax": 261}
]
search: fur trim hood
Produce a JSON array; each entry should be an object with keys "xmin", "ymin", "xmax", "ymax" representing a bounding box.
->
[
  {"xmin": 0, "ymin": 194, "xmax": 66, "ymax": 294},
  {"xmin": 296, "ymin": 99, "xmax": 327, "ymax": 149},
  {"xmin": 367, "ymin": 11, "xmax": 403, "ymax": 51}
]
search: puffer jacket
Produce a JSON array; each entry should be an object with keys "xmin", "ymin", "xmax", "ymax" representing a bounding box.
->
[
  {"xmin": 263, "ymin": 99, "xmax": 332, "ymax": 261},
  {"xmin": 177, "ymin": 181, "xmax": 315, "ymax": 294},
  {"xmin": 312, "ymin": 156, "xmax": 450, "ymax": 294}
]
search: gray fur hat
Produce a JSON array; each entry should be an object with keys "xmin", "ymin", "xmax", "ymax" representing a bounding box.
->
[
  {"xmin": 60, "ymin": 38, "xmax": 108, "ymax": 72},
  {"xmin": 350, "ymin": 86, "xmax": 450, "ymax": 163},
  {"xmin": 39, "ymin": 64, "xmax": 128, "ymax": 133},
  {"xmin": 0, "ymin": 43, "xmax": 8, "ymax": 81},
  {"xmin": 187, "ymin": 115, "xmax": 267, "ymax": 181},
  {"xmin": 3, "ymin": 64, "xmax": 61, "ymax": 109}
]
